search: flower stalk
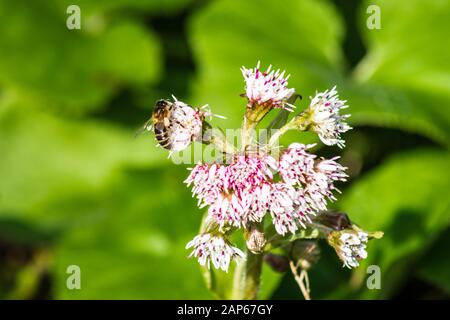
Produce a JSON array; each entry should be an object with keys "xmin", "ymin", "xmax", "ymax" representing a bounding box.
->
[
  {"xmin": 267, "ymin": 111, "xmax": 310, "ymax": 148},
  {"xmin": 241, "ymin": 105, "xmax": 272, "ymax": 150},
  {"xmin": 236, "ymin": 249, "xmax": 263, "ymax": 300},
  {"xmin": 202, "ymin": 123, "xmax": 236, "ymax": 154},
  {"xmin": 147, "ymin": 61, "xmax": 382, "ymax": 300}
]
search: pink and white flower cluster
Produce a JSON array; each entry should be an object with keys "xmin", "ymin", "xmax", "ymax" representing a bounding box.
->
[
  {"xmin": 185, "ymin": 144, "xmax": 347, "ymax": 237},
  {"xmin": 334, "ymin": 231, "xmax": 368, "ymax": 269},
  {"xmin": 241, "ymin": 61, "xmax": 295, "ymax": 111},
  {"xmin": 177, "ymin": 63, "xmax": 355, "ymax": 272},
  {"xmin": 185, "ymin": 233, "xmax": 245, "ymax": 272},
  {"xmin": 185, "ymin": 155, "xmax": 276, "ymax": 228},
  {"xmin": 157, "ymin": 99, "xmax": 205, "ymax": 152},
  {"xmin": 307, "ymin": 86, "xmax": 351, "ymax": 148}
]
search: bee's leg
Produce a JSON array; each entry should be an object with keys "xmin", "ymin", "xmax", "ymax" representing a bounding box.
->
[
  {"xmin": 156, "ymin": 135, "xmax": 172, "ymax": 149},
  {"xmin": 159, "ymin": 141, "xmax": 172, "ymax": 149},
  {"xmin": 155, "ymin": 131, "xmax": 171, "ymax": 144},
  {"xmin": 155, "ymin": 132, "xmax": 166, "ymax": 138},
  {"xmin": 156, "ymin": 136, "xmax": 169, "ymax": 143}
]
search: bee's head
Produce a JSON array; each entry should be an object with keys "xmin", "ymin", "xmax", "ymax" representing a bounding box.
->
[
  {"xmin": 154, "ymin": 99, "xmax": 170, "ymax": 112},
  {"xmin": 153, "ymin": 99, "xmax": 171, "ymax": 112}
]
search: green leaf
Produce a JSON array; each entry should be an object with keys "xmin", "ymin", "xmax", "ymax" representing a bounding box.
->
[
  {"xmin": 343, "ymin": 84, "xmax": 450, "ymax": 147},
  {"xmin": 0, "ymin": 0, "xmax": 161, "ymax": 114},
  {"xmin": 350, "ymin": 0, "xmax": 450, "ymax": 146},
  {"xmin": 56, "ymin": 0, "xmax": 196, "ymax": 15},
  {"xmin": 417, "ymin": 229, "xmax": 450, "ymax": 295},
  {"xmin": 53, "ymin": 166, "xmax": 213, "ymax": 299},
  {"xmin": 0, "ymin": 94, "xmax": 166, "ymax": 229},
  {"xmin": 338, "ymin": 149, "xmax": 450, "ymax": 298},
  {"xmin": 355, "ymin": 0, "xmax": 450, "ymax": 97},
  {"xmin": 187, "ymin": 0, "xmax": 450, "ymax": 147},
  {"xmin": 188, "ymin": 0, "xmax": 345, "ymax": 127}
]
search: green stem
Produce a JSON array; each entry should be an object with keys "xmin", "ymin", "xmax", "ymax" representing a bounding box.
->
[
  {"xmin": 202, "ymin": 123, "xmax": 235, "ymax": 154},
  {"xmin": 234, "ymin": 249, "xmax": 263, "ymax": 299},
  {"xmin": 267, "ymin": 122, "xmax": 294, "ymax": 147},
  {"xmin": 231, "ymin": 259, "xmax": 245, "ymax": 299},
  {"xmin": 241, "ymin": 105, "xmax": 272, "ymax": 151},
  {"xmin": 267, "ymin": 112, "xmax": 310, "ymax": 148}
]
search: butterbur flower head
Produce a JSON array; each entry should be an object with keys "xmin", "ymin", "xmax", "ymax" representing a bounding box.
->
[
  {"xmin": 186, "ymin": 233, "xmax": 245, "ymax": 272},
  {"xmin": 187, "ymin": 155, "xmax": 277, "ymax": 229},
  {"xmin": 305, "ymin": 157, "xmax": 348, "ymax": 211},
  {"xmin": 278, "ymin": 143, "xmax": 347, "ymax": 216},
  {"xmin": 185, "ymin": 163, "xmax": 227, "ymax": 207},
  {"xmin": 307, "ymin": 86, "xmax": 351, "ymax": 148},
  {"xmin": 227, "ymin": 155, "xmax": 274, "ymax": 192},
  {"xmin": 328, "ymin": 229, "xmax": 368, "ymax": 268},
  {"xmin": 278, "ymin": 143, "xmax": 317, "ymax": 186},
  {"xmin": 246, "ymin": 183, "xmax": 271, "ymax": 223},
  {"xmin": 267, "ymin": 183, "xmax": 297, "ymax": 235},
  {"xmin": 241, "ymin": 61, "xmax": 295, "ymax": 110},
  {"xmin": 208, "ymin": 192, "xmax": 245, "ymax": 228},
  {"xmin": 315, "ymin": 157, "xmax": 348, "ymax": 183},
  {"xmin": 207, "ymin": 154, "xmax": 274, "ymax": 229},
  {"xmin": 268, "ymin": 183, "xmax": 312, "ymax": 236}
]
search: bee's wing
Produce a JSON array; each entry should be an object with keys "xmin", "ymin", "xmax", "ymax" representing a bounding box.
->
[{"xmin": 135, "ymin": 119, "xmax": 153, "ymax": 138}]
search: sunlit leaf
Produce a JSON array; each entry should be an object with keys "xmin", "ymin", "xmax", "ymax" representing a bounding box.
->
[
  {"xmin": 350, "ymin": 0, "xmax": 450, "ymax": 146},
  {"xmin": 338, "ymin": 149, "xmax": 450, "ymax": 298},
  {"xmin": 188, "ymin": 0, "xmax": 345, "ymax": 127},
  {"xmin": 0, "ymin": 94, "xmax": 166, "ymax": 228},
  {"xmin": 56, "ymin": 0, "xmax": 196, "ymax": 15},
  {"xmin": 355, "ymin": 0, "xmax": 450, "ymax": 97},
  {"xmin": 0, "ymin": 0, "xmax": 161, "ymax": 114},
  {"xmin": 53, "ymin": 167, "xmax": 213, "ymax": 299},
  {"xmin": 417, "ymin": 229, "xmax": 450, "ymax": 296}
]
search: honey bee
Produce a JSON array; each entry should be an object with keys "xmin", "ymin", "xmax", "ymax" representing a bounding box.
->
[
  {"xmin": 151, "ymin": 99, "xmax": 176, "ymax": 150},
  {"xmin": 139, "ymin": 98, "xmax": 207, "ymax": 151},
  {"xmin": 138, "ymin": 97, "xmax": 224, "ymax": 153}
]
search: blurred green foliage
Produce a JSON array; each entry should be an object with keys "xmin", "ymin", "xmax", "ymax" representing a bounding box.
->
[{"xmin": 0, "ymin": 0, "xmax": 448, "ymax": 299}]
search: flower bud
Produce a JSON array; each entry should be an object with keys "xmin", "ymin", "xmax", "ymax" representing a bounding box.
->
[
  {"xmin": 327, "ymin": 225, "xmax": 383, "ymax": 269},
  {"xmin": 245, "ymin": 226, "xmax": 267, "ymax": 254},
  {"xmin": 290, "ymin": 240, "xmax": 320, "ymax": 271},
  {"xmin": 264, "ymin": 253, "xmax": 289, "ymax": 273},
  {"xmin": 328, "ymin": 229, "xmax": 367, "ymax": 268},
  {"xmin": 315, "ymin": 211, "xmax": 352, "ymax": 231}
]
